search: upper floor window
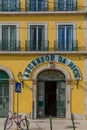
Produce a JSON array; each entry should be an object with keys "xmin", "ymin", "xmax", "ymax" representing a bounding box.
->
[
  {"xmin": 55, "ymin": 23, "xmax": 77, "ymax": 51},
  {"xmin": 29, "ymin": 25, "xmax": 45, "ymax": 51},
  {"xmin": 55, "ymin": 0, "xmax": 77, "ymax": 11},
  {"xmin": 0, "ymin": 0, "xmax": 20, "ymax": 11},
  {"xmin": 0, "ymin": 24, "xmax": 19, "ymax": 51},
  {"xmin": 26, "ymin": 0, "xmax": 48, "ymax": 11},
  {"xmin": 26, "ymin": 23, "xmax": 48, "ymax": 51}
]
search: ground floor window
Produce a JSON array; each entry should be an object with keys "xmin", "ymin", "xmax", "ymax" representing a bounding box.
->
[{"xmin": 0, "ymin": 70, "xmax": 9, "ymax": 117}]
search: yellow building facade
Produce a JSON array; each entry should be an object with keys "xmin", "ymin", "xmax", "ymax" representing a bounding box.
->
[{"xmin": 0, "ymin": 0, "xmax": 87, "ymax": 119}]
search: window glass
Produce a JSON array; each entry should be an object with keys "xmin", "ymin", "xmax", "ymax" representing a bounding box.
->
[
  {"xmin": 2, "ymin": 0, "xmax": 19, "ymax": 11},
  {"xmin": 30, "ymin": 25, "xmax": 45, "ymax": 51},
  {"xmin": 58, "ymin": 25, "xmax": 73, "ymax": 51}
]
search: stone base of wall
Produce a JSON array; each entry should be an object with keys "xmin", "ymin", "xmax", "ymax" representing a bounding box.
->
[{"xmin": 73, "ymin": 114, "xmax": 85, "ymax": 120}]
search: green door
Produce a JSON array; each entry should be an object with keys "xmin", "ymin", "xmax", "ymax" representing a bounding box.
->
[
  {"xmin": 0, "ymin": 81, "xmax": 9, "ymax": 117},
  {"xmin": 56, "ymin": 81, "xmax": 66, "ymax": 117},
  {"xmin": 0, "ymin": 70, "xmax": 9, "ymax": 117},
  {"xmin": 37, "ymin": 81, "xmax": 45, "ymax": 118}
]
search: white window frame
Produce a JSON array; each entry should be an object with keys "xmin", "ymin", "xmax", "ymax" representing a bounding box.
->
[
  {"xmin": 0, "ymin": 23, "xmax": 19, "ymax": 49},
  {"xmin": 27, "ymin": 22, "xmax": 48, "ymax": 50},
  {"xmin": 56, "ymin": 22, "xmax": 76, "ymax": 50}
]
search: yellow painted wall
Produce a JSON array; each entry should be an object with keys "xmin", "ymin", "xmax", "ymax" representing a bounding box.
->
[
  {"xmin": 0, "ymin": 0, "xmax": 85, "ymax": 114},
  {"xmin": 0, "ymin": 54, "xmax": 84, "ymax": 113}
]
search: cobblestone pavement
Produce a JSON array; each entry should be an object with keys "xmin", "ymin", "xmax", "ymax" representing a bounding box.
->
[{"xmin": 1, "ymin": 118, "xmax": 87, "ymax": 130}]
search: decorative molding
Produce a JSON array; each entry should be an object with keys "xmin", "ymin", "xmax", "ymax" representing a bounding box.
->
[{"xmin": 32, "ymin": 63, "xmax": 71, "ymax": 119}]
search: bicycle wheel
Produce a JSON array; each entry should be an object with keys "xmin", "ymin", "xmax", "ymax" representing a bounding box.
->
[
  {"xmin": 4, "ymin": 118, "xmax": 13, "ymax": 129},
  {"xmin": 19, "ymin": 119, "xmax": 29, "ymax": 130}
]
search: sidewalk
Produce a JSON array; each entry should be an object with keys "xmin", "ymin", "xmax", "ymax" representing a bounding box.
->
[
  {"xmin": 29, "ymin": 119, "xmax": 87, "ymax": 130},
  {"xmin": 0, "ymin": 118, "xmax": 87, "ymax": 130}
]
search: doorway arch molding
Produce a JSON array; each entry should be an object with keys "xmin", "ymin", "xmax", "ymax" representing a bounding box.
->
[
  {"xmin": 32, "ymin": 63, "xmax": 71, "ymax": 119},
  {"xmin": 0, "ymin": 66, "xmax": 14, "ymax": 112}
]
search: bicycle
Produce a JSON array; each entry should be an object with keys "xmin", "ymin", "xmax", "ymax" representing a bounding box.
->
[{"xmin": 4, "ymin": 111, "xmax": 29, "ymax": 130}]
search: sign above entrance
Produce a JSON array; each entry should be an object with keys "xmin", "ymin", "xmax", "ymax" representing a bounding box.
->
[{"xmin": 23, "ymin": 55, "xmax": 81, "ymax": 80}]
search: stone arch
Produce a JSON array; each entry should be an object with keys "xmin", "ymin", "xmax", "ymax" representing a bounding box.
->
[
  {"xmin": 0, "ymin": 66, "xmax": 14, "ymax": 80},
  {"xmin": 32, "ymin": 63, "xmax": 71, "ymax": 119},
  {"xmin": 0, "ymin": 66, "xmax": 14, "ymax": 112}
]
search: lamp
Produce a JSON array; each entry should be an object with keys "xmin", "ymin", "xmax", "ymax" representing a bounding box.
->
[
  {"xmin": 17, "ymin": 72, "xmax": 24, "ymax": 87},
  {"xmin": 75, "ymin": 75, "xmax": 80, "ymax": 89}
]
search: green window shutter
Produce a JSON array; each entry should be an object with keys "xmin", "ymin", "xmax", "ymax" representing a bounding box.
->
[
  {"xmin": 30, "ymin": 25, "xmax": 36, "ymax": 51},
  {"xmin": 41, "ymin": 26, "xmax": 45, "ymax": 51},
  {"xmin": 2, "ymin": 26, "xmax": 8, "ymax": 41},
  {"xmin": 0, "ymin": 0, "xmax": 2, "ymax": 11},
  {"xmin": 2, "ymin": 26, "xmax": 8, "ymax": 50},
  {"xmin": 10, "ymin": 25, "xmax": 16, "ymax": 50}
]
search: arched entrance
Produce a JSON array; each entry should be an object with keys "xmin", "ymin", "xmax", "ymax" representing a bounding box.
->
[
  {"xmin": 37, "ymin": 70, "xmax": 66, "ymax": 118},
  {"xmin": 32, "ymin": 64, "xmax": 71, "ymax": 119}
]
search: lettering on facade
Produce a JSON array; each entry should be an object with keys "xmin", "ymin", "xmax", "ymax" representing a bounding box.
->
[{"xmin": 23, "ymin": 55, "xmax": 81, "ymax": 80}]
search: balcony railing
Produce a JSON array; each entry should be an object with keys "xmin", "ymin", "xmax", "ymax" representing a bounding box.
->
[
  {"xmin": 54, "ymin": 2, "xmax": 77, "ymax": 11},
  {"xmin": 25, "ymin": 0, "xmax": 48, "ymax": 11},
  {"xmin": 54, "ymin": 40, "xmax": 78, "ymax": 51},
  {"xmin": 25, "ymin": 40, "xmax": 49, "ymax": 51},
  {"xmin": 0, "ymin": 40, "xmax": 20, "ymax": 51},
  {"xmin": 0, "ymin": 40, "xmax": 86, "ymax": 53},
  {"xmin": 0, "ymin": 1, "xmax": 86, "ymax": 12},
  {"xmin": 0, "ymin": 0, "xmax": 20, "ymax": 11}
]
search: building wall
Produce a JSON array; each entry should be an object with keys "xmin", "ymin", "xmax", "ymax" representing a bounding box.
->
[{"xmin": 0, "ymin": 0, "xmax": 86, "ymax": 119}]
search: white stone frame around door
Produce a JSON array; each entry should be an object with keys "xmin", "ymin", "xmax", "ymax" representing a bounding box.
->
[{"xmin": 31, "ymin": 63, "xmax": 71, "ymax": 119}]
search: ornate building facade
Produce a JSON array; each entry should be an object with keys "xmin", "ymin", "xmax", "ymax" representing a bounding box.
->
[{"xmin": 0, "ymin": 0, "xmax": 87, "ymax": 119}]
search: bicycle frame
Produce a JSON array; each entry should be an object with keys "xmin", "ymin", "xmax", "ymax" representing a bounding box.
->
[
  {"xmin": 5, "ymin": 111, "xmax": 29, "ymax": 130},
  {"xmin": 10, "ymin": 114, "xmax": 22, "ymax": 128}
]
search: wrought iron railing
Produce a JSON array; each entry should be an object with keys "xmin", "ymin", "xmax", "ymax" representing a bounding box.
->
[
  {"xmin": 25, "ymin": 0, "xmax": 48, "ymax": 11},
  {"xmin": 54, "ymin": 2, "xmax": 77, "ymax": 11},
  {"xmin": 0, "ymin": 40, "xmax": 20, "ymax": 51},
  {"xmin": 54, "ymin": 40, "xmax": 78, "ymax": 51},
  {"xmin": 0, "ymin": 40, "xmax": 86, "ymax": 52},
  {"xmin": 25, "ymin": 40, "xmax": 49, "ymax": 51},
  {"xmin": 0, "ymin": 0, "xmax": 20, "ymax": 11},
  {"xmin": 0, "ymin": 0, "xmax": 86, "ymax": 12}
]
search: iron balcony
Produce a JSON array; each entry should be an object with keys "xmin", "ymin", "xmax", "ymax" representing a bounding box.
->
[{"xmin": 0, "ymin": 40, "xmax": 20, "ymax": 51}]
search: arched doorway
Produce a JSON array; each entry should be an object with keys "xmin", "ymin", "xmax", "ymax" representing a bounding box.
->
[
  {"xmin": 0, "ymin": 70, "xmax": 9, "ymax": 117},
  {"xmin": 37, "ymin": 70, "xmax": 66, "ymax": 118}
]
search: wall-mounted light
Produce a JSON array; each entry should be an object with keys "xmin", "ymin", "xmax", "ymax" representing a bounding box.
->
[
  {"xmin": 66, "ymin": 76, "xmax": 80, "ymax": 89},
  {"xmin": 75, "ymin": 75, "xmax": 80, "ymax": 89},
  {"xmin": 17, "ymin": 72, "xmax": 24, "ymax": 87}
]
